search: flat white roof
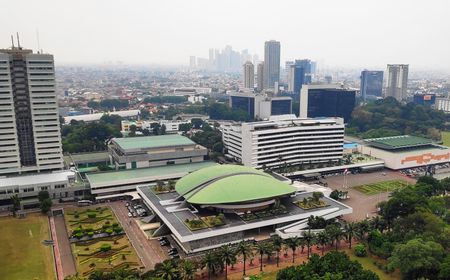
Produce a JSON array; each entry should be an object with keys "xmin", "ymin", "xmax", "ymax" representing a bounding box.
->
[
  {"xmin": 64, "ymin": 110, "xmax": 140, "ymax": 124},
  {"xmin": 0, "ymin": 171, "xmax": 75, "ymax": 188}
]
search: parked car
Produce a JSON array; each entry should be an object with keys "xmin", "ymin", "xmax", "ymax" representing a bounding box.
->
[
  {"xmin": 170, "ymin": 254, "xmax": 179, "ymax": 259},
  {"xmin": 158, "ymin": 237, "xmax": 167, "ymax": 241},
  {"xmin": 160, "ymin": 240, "xmax": 170, "ymax": 246},
  {"xmin": 128, "ymin": 212, "xmax": 132, "ymax": 218}
]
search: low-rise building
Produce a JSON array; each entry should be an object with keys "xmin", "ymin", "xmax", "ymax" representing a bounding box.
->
[
  {"xmin": 361, "ymin": 135, "xmax": 450, "ymax": 170},
  {"xmin": 221, "ymin": 115, "xmax": 345, "ymax": 169},
  {"xmin": 64, "ymin": 109, "xmax": 140, "ymax": 124},
  {"xmin": 121, "ymin": 119, "xmax": 190, "ymax": 134},
  {"xmin": 108, "ymin": 134, "xmax": 207, "ymax": 169}
]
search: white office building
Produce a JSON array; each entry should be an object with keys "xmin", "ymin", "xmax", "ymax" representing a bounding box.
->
[
  {"xmin": 0, "ymin": 46, "xmax": 63, "ymax": 175},
  {"xmin": 385, "ymin": 64, "xmax": 409, "ymax": 101},
  {"xmin": 221, "ymin": 115, "xmax": 345, "ymax": 169}
]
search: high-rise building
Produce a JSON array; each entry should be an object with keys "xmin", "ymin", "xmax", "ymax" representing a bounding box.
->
[
  {"xmin": 257, "ymin": 62, "xmax": 264, "ymax": 92},
  {"xmin": 360, "ymin": 70, "xmax": 383, "ymax": 100},
  {"xmin": 222, "ymin": 115, "xmax": 344, "ymax": 169},
  {"xmin": 300, "ymin": 84, "xmax": 356, "ymax": 122},
  {"xmin": 189, "ymin": 56, "xmax": 196, "ymax": 68},
  {"xmin": 243, "ymin": 61, "xmax": 254, "ymax": 89},
  {"xmin": 287, "ymin": 59, "xmax": 312, "ymax": 93},
  {"xmin": 263, "ymin": 40, "xmax": 280, "ymax": 89},
  {"xmin": 229, "ymin": 93, "xmax": 292, "ymax": 119},
  {"xmin": 385, "ymin": 64, "xmax": 408, "ymax": 101},
  {"xmin": 0, "ymin": 45, "xmax": 63, "ymax": 175}
]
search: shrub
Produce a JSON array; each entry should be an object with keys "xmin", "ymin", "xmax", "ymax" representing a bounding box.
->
[
  {"xmin": 74, "ymin": 214, "xmax": 79, "ymax": 219},
  {"xmin": 112, "ymin": 222, "xmax": 118, "ymax": 227},
  {"xmin": 85, "ymin": 247, "xmax": 89, "ymax": 251},
  {"xmin": 73, "ymin": 227, "xmax": 83, "ymax": 235},
  {"xmin": 102, "ymin": 224, "xmax": 110, "ymax": 229},
  {"xmin": 105, "ymin": 228, "xmax": 113, "ymax": 235},
  {"xmin": 122, "ymin": 254, "xmax": 126, "ymax": 260},
  {"xmin": 354, "ymin": 243, "xmax": 367, "ymax": 257},
  {"xmin": 113, "ymin": 227, "xmax": 123, "ymax": 234},
  {"xmin": 100, "ymin": 243, "xmax": 112, "ymax": 252},
  {"xmin": 105, "ymin": 221, "xmax": 111, "ymax": 225},
  {"xmin": 75, "ymin": 232, "xmax": 84, "ymax": 239},
  {"xmin": 87, "ymin": 231, "xmax": 94, "ymax": 238},
  {"xmin": 87, "ymin": 213, "xmax": 96, "ymax": 219}
]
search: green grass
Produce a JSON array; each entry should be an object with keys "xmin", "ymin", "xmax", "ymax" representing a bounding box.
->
[
  {"xmin": 354, "ymin": 180, "xmax": 410, "ymax": 195},
  {"xmin": 0, "ymin": 213, "xmax": 54, "ymax": 280},
  {"xmin": 345, "ymin": 248, "xmax": 401, "ymax": 280},
  {"xmin": 441, "ymin": 131, "xmax": 450, "ymax": 147}
]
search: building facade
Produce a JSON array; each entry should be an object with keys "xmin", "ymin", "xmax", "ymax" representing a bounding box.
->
[
  {"xmin": 221, "ymin": 115, "xmax": 345, "ymax": 169},
  {"xmin": 300, "ymin": 84, "xmax": 356, "ymax": 122},
  {"xmin": 263, "ymin": 40, "xmax": 281, "ymax": 89},
  {"xmin": 257, "ymin": 62, "xmax": 264, "ymax": 92},
  {"xmin": 229, "ymin": 93, "xmax": 292, "ymax": 120},
  {"xmin": 385, "ymin": 64, "xmax": 409, "ymax": 101},
  {"xmin": 360, "ymin": 70, "xmax": 383, "ymax": 100},
  {"xmin": 243, "ymin": 61, "xmax": 254, "ymax": 89},
  {"xmin": 436, "ymin": 97, "xmax": 450, "ymax": 113},
  {"xmin": 0, "ymin": 47, "xmax": 63, "ymax": 175}
]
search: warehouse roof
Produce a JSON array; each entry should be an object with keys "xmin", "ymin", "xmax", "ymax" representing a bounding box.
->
[
  {"xmin": 112, "ymin": 134, "xmax": 195, "ymax": 151},
  {"xmin": 364, "ymin": 135, "xmax": 433, "ymax": 150}
]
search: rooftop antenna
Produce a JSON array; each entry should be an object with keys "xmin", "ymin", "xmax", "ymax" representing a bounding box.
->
[
  {"xmin": 36, "ymin": 29, "xmax": 41, "ymax": 53},
  {"xmin": 16, "ymin": 32, "xmax": 21, "ymax": 49},
  {"xmin": 11, "ymin": 35, "xmax": 15, "ymax": 49}
]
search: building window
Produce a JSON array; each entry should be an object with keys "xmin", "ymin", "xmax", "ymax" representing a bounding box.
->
[
  {"xmin": 40, "ymin": 186, "xmax": 49, "ymax": 191},
  {"xmin": 54, "ymin": 184, "xmax": 65, "ymax": 189}
]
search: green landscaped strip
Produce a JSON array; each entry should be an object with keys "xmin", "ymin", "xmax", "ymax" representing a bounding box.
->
[
  {"xmin": 442, "ymin": 131, "xmax": 450, "ymax": 147},
  {"xmin": 113, "ymin": 134, "xmax": 195, "ymax": 150},
  {"xmin": 353, "ymin": 180, "xmax": 410, "ymax": 195},
  {"xmin": 186, "ymin": 174, "xmax": 296, "ymax": 204},
  {"xmin": 175, "ymin": 164, "xmax": 269, "ymax": 195},
  {"xmin": 86, "ymin": 161, "xmax": 217, "ymax": 185},
  {"xmin": 365, "ymin": 135, "xmax": 432, "ymax": 150}
]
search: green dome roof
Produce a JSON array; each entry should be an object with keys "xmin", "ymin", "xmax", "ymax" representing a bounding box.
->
[{"xmin": 175, "ymin": 165, "xmax": 296, "ymax": 205}]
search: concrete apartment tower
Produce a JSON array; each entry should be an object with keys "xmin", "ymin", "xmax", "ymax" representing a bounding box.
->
[
  {"xmin": 0, "ymin": 42, "xmax": 63, "ymax": 175},
  {"xmin": 385, "ymin": 64, "xmax": 408, "ymax": 101},
  {"xmin": 263, "ymin": 40, "xmax": 280, "ymax": 89},
  {"xmin": 243, "ymin": 61, "xmax": 254, "ymax": 89},
  {"xmin": 257, "ymin": 62, "xmax": 264, "ymax": 92}
]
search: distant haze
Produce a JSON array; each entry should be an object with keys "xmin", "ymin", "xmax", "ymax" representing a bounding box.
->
[{"xmin": 1, "ymin": 0, "xmax": 449, "ymax": 71}]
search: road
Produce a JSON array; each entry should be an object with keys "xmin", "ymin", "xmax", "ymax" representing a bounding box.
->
[{"xmin": 109, "ymin": 201, "xmax": 168, "ymax": 270}]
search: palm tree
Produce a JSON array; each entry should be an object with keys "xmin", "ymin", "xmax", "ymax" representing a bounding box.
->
[
  {"xmin": 10, "ymin": 194, "xmax": 21, "ymax": 217},
  {"xmin": 271, "ymin": 235, "xmax": 283, "ymax": 267},
  {"xmin": 236, "ymin": 241, "xmax": 253, "ymax": 276},
  {"xmin": 284, "ymin": 237, "xmax": 300, "ymax": 263},
  {"xmin": 157, "ymin": 260, "xmax": 179, "ymax": 280},
  {"xmin": 355, "ymin": 220, "xmax": 371, "ymax": 244},
  {"xmin": 302, "ymin": 230, "xmax": 315, "ymax": 258},
  {"xmin": 219, "ymin": 244, "xmax": 236, "ymax": 279},
  {"xmin": 299, "ymin": 238, "xmax": 306, "ymax": 254},
  {"xmin": 316, "ymin": 231, "xmax": 330, "ymax": 256},
  {"xmin": 255, "ymin": 242, "xmax": 271, "ymax": 272},
  {"xmin": 344, "ymin": 222, "xmax": 356, "ymax": 249},
  {"xmin": 201, "ymin": 251, "xmax": 217, "ymax": 280},
  {"xmin": 326, "ymin": 225, "xmax": 344, "ymax": 251},
  {"xmin": 180, "ymin": 259, "xmax": 196, "ymax": 280}
]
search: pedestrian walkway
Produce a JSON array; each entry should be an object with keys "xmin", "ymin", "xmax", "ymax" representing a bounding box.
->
[{"xmin": 49, "ymin": 216, "xmax": 64, "ymax": 280}]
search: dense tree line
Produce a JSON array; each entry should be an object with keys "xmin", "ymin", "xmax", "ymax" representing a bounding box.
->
[
  {"xmin": 61, "ymin": 115, "xmax": 122, "ymax": 153},
  {"xmin": 347, "ymin": 97, "xmax": 447, "ymax": 140},
  {"xmin": 87, "ymin": 99, "xmax": 129, "ymax": 111},
  {"xmin": 208, "ymin": 103, "xmax": 252, "ymax": 122}
]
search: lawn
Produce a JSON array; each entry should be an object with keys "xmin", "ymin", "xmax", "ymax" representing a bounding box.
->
[
  {"xmin": 0, "ymin": 213, "xmax": 54, "ymax": 280},
  {"xmin": 353, "ymin": 180, "xmax": 409, "ymax": 195},
  {"xmin": 442, "ymin": 131, "xmax": 450, "ymax": 147},
  {"xmin": 64, "ymin": 206, "xmax": 118, "ymax": 235},
  {"xmin": 344, "ymin": 248, "xmax": 401, "ymax": 280}
]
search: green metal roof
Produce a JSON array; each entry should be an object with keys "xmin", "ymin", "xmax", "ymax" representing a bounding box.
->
[
  {"xmin": 86, "ymin": 161, "xmax": 217, "ymax": 186},
  {"xmin": 113, "ymin": 134, "xmax": 195, "ymax": 151},
  {"xmin": 175, "ymin": 165, "xmax": 296, "ymax": 204},
  {"xmin": 364, "ymin": 135, "xmax": 433, "ymax": 150},
  {"xmin": 175, "ymin": 165, "xmax": 268, "ymax": 196}
]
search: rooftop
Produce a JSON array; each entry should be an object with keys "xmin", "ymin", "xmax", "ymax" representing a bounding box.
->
[
  {"xmin": 0, "ymin": 171, "xmax": 75, "ymax": 188},
  {"xmin": 364, "ymin": 135, "xmax": 434, "ymax": 150},
  {"xmin": 112, "ymin": 134, "xmax": 196, "ymax": 151},
  {"xmin": 175, "ymin": 165, "xmax": 296, "ymax": 205},
  {"xmin": 86, "ymin": 161, "xmax": 217, "ymax": 188}
]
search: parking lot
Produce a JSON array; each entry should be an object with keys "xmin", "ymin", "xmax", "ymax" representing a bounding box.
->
[{"xmin": 323, "ymin": 169, "xmax": 416, "ymax": 221}]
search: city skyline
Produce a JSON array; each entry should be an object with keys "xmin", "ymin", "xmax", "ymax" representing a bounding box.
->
[{"xmin": 1, "ymin": 0, "xmax": 449, "ymax": 71}]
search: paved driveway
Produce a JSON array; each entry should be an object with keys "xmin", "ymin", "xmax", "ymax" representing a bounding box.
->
[
  {"xmin": 53, "ymin": 215, "xmax": 77, "ymax": 278},
  {"xmin": 109, "ymin": 201, "xmax": 168, "ymax": 270}
]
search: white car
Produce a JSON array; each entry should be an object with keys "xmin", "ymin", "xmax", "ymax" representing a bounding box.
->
[{"xmin": 128, "ymin": 212, "xmax": 132, "ymax": 218}]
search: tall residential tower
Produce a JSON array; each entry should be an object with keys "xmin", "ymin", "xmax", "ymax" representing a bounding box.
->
[
  {"xmin": 242, "ymin": 61, "xmax": 254, "ymax": 89},
  {"xmin": 360, "ymin": 70, "xmax": 383, "ymax": 101},
  {"xmin": 0, "ymin": 45, "xmax": 63, "ymax": 175},
  {"xmin": 263, "ymin": 40, "xmax": 280, "ymax": 89},
  {"xmin": 385, "ymin": 64, "xmax": 408, "ymax": 101}
]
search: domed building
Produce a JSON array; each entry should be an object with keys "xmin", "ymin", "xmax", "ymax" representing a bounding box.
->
[
  {"xmin": 137, "ymin": 164, "xmax": 352, "ymax": 254},
  {"xmin": 174, "ymin": 165, "xmax": 296, "ymax": 212}
]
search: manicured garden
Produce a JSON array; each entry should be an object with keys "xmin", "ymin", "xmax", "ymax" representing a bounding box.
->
[
  {"xmin": 65, "ymin": 206, "xmax": 141, "ymax": 276},
  {"xmin": 241, "ymin": 205, "xmax": 288, "ymax": 221},
  {"xmin": 0, "ymin": 213, "xmax": 54, "ymax": 280},
  {"xmin": 353, "ymin": 180, "xmax": 409, "ymax": 195},
  {"xmin": 294, "ymin": 192, "xmax": 328, "ymax": 210},
  {"xmin": 184, "ymin": 214, "xmax": 226, "ymax": 231}
]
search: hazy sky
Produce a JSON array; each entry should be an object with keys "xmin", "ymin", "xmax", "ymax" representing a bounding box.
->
[{"xmin": 1, "ymin": 0, "xmax": 449, "ymax": 70}]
